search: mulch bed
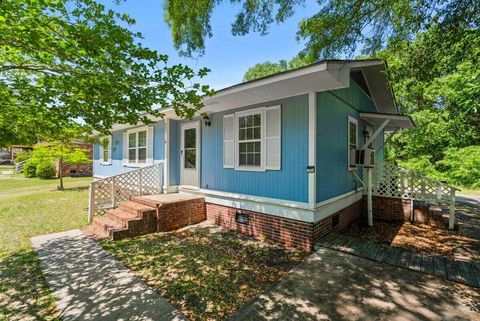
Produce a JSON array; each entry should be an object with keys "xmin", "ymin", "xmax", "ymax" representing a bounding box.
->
[
  {"xmin": 341, "ymin": 219, "xmax": 460, "ymax": 258},
  {"xmin": 100, "ymin": 223, "xmax": 307, "ymax": 321}
]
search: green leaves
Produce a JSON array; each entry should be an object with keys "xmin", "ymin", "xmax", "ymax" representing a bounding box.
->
[{"xmin": 0, "ymin": 0, "xmax": 213, "ymax": 145}]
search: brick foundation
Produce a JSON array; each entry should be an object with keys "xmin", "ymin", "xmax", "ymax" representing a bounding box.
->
[
  {"xmin": 206, "ymin": 199, "xmax": 363, "ymax": 252},
  {"xmin": 364, "ymin": 196, "xmax": 432, "ymax": 222},
  {"xmin": 57, "ymin": 163, "xmax": 92, "ymax": 177},
  {"xmin": 157, "ymin": 198, "xmax": 207, "ymax": 232}
]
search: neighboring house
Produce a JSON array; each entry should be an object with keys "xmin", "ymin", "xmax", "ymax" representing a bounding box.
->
[
  {"xmin": 92, "ymin": 59, "xmax": 417, "ymax": 251},
  {"xmin": 10, "ymin": 145, "xmax": 33, "ymax": 161},
  {"xmin": 55, "ymin": 141, "xmax": 94, "ymax": 177}
]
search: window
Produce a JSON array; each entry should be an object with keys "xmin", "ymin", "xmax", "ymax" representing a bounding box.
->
[
  {"xmin": 238, "ymin": 113, "xmax": 261, "ymax": 167},
  {"xmin": 99, "ymin": 136, "xmax": 111, "ymax": 165},
  {"xmin": 123, "ymin": 126, "xmax": 153, "ymax": 166},
  {"xmin": 348, "ymin": 116, "xmax": 358, "ymax": 170},
  {"xmin": 224, "ymin": 106, "xmax": 281, "ymax": 171},
  {"xmin": 184, "ymin": 128, "xmax": 196, "ymax": 169}
]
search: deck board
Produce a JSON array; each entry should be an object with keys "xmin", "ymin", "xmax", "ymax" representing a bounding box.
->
[{"xmin": 313, "ymin": 233, "xmax": 479, "ymax": 288}]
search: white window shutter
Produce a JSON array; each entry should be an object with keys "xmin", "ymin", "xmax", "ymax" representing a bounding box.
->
[
  {"xmin": 223, "ymin": 114, "xmax": 234, "ymax": 168},
  {"xmin": 123, "ymin": 131, "xmax": 128, "ymax": 166},
  {"xmin": 147, "ymin": 126, "xmax": 154, "ymax": 164},
  {"xmin": 107, "ymin": 135, "xmax": 112, "ymax": 165},
  {"xmin": 265, "ymin": 105, "xmax": 281, "ymax": 170}
]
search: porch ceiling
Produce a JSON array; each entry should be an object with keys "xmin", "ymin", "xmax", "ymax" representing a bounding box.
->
[{"xmin": 359, "ymin": 112, "xmax": 416, "ymax": 131}]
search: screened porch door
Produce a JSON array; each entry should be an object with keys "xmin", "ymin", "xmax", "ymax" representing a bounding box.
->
[{"xmin": 180, "ymin": 122, "xmax": 200, "ymax": 188}]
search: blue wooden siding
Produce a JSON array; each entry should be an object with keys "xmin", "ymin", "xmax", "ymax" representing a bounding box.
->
[
  {"xmin": 200, "ymin": 95, "xmax": 309, "ymax": 202},
  {"xmin": 315, "ymin": 80, "xmax": 381, "ymax": 202},
  {"xmin": 93, "ymin": 121, "xmax": 166, "ymax": 177}
]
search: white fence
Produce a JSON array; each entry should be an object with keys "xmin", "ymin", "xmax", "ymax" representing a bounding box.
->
[
  {"xmin": 364, "ymin": 162, "xmax": 459, "ymax": 229},
  {"xmin": 88, "ymin": 163, "xmax": 163, "ymax": 222}
]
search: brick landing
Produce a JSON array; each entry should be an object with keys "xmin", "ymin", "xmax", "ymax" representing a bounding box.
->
[{"xmin": 87, "ymin": 194, "xmax": 206, "ymax": 240}]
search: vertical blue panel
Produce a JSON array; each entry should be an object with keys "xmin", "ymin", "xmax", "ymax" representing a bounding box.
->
[
  {"xmin": 315, "ymin": 80, "xmax": 380, "ymax": 202},
  {"xmin": 200, "ymin": 95, "xmax": 309, "ymax": 202},
  {"xmin": 92, "ymin": 121, "xmax": 166, "ymax": 177},
  {"xmin": 168, "ymin": 120, "xmax": 180, "ymax": 185}
]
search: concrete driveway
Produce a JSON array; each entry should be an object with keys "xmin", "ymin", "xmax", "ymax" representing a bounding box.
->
[{"xmin": 230, "ymin": 248, "xmax": 480, "ymax": 321}]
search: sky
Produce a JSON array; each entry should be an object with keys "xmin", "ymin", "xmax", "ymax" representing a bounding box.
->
[{"xmin": 102, "ymin": 0, "xmax": 320, "ymax": 90}]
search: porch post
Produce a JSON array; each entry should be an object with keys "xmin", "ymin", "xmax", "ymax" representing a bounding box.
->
[
  {"xmin": 367, "ymin": 168, "xmax": 373, "ymax": 226},
  {"xmin": 88, "ymin": 183, "xmax": 94, "ymax": 223},
  {"xmin": 308, "ymin": 92, "xmax": 317, "ymax": 206},
  {"xmin": 164, "ymin": 118, "xmax": 170, "ymax": 193}
]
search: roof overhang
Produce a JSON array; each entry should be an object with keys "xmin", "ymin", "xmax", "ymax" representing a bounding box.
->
[
  {"xmin": 359, "ymin": 112, "xmax": 416, "ymax": 131},
  {"xmin": 165, "ymin": 59, "xmax": 398, "ymax": 119},
  {"xmin": 106, "ymin": 59, "xmax": 400, "ymax": 130}
]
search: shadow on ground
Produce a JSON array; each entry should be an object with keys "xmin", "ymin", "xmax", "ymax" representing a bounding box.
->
[{"xmin": 230, "ymin": 248, "xmax": 480, "ymax": 321}]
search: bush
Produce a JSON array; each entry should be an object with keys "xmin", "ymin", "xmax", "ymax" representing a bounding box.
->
[
  {"xmin": 397, "ymin": 156, "xmax": 444, "ymax": 181},
  {"xmin": 437, "ymin": 146, "xmax": 480, "ymax": 188},
  {"xmin": 23, "ymin": 159, "xmax": 39, "ymax": 178},
  {"xmin": 14, "ymin": 150, "xmax": 32, "ymax": 163},
  {"xmin": 35, "ymin": 161, "xmax": 56, "ymax": 179}
]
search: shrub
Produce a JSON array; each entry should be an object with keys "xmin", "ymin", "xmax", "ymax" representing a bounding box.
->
[
  {"xmin": 397, "ymin": 156, "xmax": 444, "ymax": 181},
  {"xmin": 14, "ymin": 150, "xmax": 32, "ymax": 163},
  {"xmin": 437, "ymin": 146, "xmax": 480, "ymax": 188},
  {"xmin": 23, "ymin": 159, "xmax": 39, "ymax": 178},
  {"xmin": 35, "ymin": 161, "xmax": 56, "ymax": 179}
]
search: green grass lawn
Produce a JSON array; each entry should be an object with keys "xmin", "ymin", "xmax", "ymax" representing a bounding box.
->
[
  {"xmin": 0, "ymin": 174, "xmax": 91, "ymax": 320},
  {"xmin": 101, "ymin": 224, "xmax": 307, "ymax": 321}
]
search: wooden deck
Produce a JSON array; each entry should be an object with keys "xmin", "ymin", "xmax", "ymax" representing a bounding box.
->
[{"xmin": 315, "ymin": 233, "xmax": 480, "ymax": 288}]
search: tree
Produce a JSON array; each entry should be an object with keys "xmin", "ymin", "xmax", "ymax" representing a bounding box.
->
[
  {"xmin": 163, "ymin": 0, "xmax": 479, "ymax": 59},
  {"xmin": 26, "ymin": 141, "xmax": 91, "ymax": 190},
  {"xmin": 243, "ymin": 55, "xmax": 309, "ymax": 81},
  {"xmin": 0, "ymin": 0, "xmax": 214, "ymax": 146}
]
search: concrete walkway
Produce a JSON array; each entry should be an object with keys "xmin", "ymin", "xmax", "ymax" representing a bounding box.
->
[
  {"xmin": 31, "ymin": 229, "xmax": 187, "ymax": 321},
  {"xmin": 230, "ymin": 248, "xmax": 480, "ymax": 321}
]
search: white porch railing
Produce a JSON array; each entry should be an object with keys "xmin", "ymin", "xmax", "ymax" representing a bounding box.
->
[
  {"xmin": 15, "ymin": 159, "xmax": 28, "ymax": 173},
  {"xmin": 88, "ymin": 162, "xmax": 164, "ymax": 222},
  {"xmin": 364, "ymin": 162, "xmax": 459, "ymax": 229}
]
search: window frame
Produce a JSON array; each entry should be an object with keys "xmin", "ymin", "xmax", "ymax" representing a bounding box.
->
[
  {"xmin": 125, "ymin": 126, "xmax": 149, "ymax": 167},
  {"xmin": 99, "ymin": 135, "xmax": 112, "ymax": 166},
  {"xmin": 348, "ymin": 116, "xmax": 358, "ymax": 171},
  {"xmin": 234, "ymin": 107, "xmax": 266, "ymax": 172}
]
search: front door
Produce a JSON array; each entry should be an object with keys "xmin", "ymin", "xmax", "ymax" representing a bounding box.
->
[{"xmin": 180, "ymin": 122, "xmax": 200, "ymax": 188}]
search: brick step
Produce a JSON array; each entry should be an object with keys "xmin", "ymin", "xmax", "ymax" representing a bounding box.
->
[
  {"xmin": 107, "ymin": 208, "xmax": 140, "ymax": 225},
  {"xmin": 118, "ymin": 201, "xmax": 156, "ymax": 217},
  {"xmin": 93, "ymin": 217, "xmax": 125, "ymax": 236}
]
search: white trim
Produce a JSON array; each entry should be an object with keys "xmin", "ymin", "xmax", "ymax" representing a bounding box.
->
[
  {"xmin": 234, "ymin": 107, "xmax": 266, "ymax": 172},
  {"xmin": 125, "ymin": 125, "xmax": 150, "ymax": 167},
  {"xmin": 164, "ymin": 118, "xmax": 170, "ymax": 190},
  {"xmin": 180, "ymin": 187, "xmax": 364, "ymax": 224},
  {"xmin": 183, "ymin": 188, "xmax": 316, "ymax": 223},
  {"xmin": 99, "ymin": 135, "xmax": 112, "ymax": 166},
  {"xmin": 314, "ymin": 189, "xmax": 363, "ymax": 221},
  {"xmin": 180, "ymin": 121, "xmax": 201, "ymax": 188},
  {"xmin": 347, "ymin": 116, "xmax": 358, "ymax": 171},
  {"xmin": 308, "ymin": 92, "xmax": 316, "ymax": 205}
]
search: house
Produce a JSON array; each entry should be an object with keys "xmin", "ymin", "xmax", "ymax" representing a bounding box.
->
[{"xmin": 91, "ymin": 59, "xmax": 420, "ymax": 251}]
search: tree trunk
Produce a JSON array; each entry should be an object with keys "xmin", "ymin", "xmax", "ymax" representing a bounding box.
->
[{"xmin": 58, "ymin": 157, "xmax": 64, "ymax": 190}]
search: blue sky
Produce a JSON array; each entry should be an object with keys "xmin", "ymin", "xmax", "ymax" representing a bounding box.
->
[{"xmin": 103, "ymin": 0, "xmax": 319, "ymax": 90}]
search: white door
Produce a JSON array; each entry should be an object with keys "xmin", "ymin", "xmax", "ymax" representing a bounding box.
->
[{"xmin": 180, "ymin": 122, "xmax": 200, "ymax": 188}]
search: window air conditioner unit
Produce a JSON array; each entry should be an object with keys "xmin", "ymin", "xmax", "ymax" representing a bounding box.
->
[{"xmin": 350, "ymin": 148, "xmax": 375, "ymax": 168}]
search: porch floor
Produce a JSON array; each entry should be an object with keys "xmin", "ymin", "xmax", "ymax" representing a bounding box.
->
[
  {"xmin": 132, "ymin": 192, "xmax": 203, "ymax": 207},
  {"xmin": 315, "ymin": 233, "xmax": 480, "ymax": 288}
]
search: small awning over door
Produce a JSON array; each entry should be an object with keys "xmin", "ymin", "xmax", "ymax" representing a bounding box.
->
[{"xmin": 359, "ymin": 112, "xmax": 416, "ymax": 131}]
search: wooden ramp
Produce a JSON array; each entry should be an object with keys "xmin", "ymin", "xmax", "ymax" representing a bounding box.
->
[{"xmin": 315, "ymin": 233, "xmax": 480, "ymax": 288}]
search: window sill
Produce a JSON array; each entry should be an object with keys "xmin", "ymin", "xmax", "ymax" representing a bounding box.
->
[
  {"xmin": 123, "ymin": 163, "xmax": 151, "ymax": 168},
  {"xmin": 100, "ymin": 162, "xmax": 111, "ymax": 166},
  {"xmin": 234, "ymin": 166, "xmax": 266, "ymax": 172}
]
